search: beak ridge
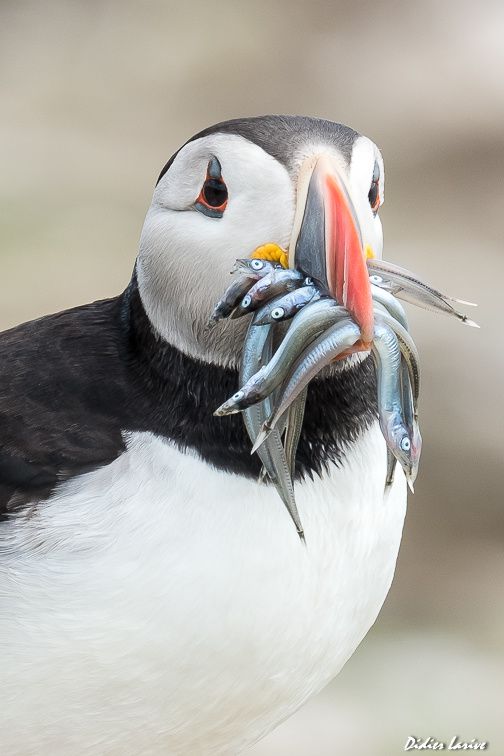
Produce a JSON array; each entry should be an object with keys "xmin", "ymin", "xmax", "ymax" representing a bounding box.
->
[{"xmin": 290, "ymin": 155, "xmax": 374, "ymax": 344}]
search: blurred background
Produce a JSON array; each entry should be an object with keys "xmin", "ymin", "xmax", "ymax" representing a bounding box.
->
[{"xmin": 0, "ymin": 0, "xmax": 502, "ymax": 753}]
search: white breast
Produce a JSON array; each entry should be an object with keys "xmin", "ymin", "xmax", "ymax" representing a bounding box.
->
[{"xmin": 0, "ymin": 422, "xmax": 406, "ymax": 755}]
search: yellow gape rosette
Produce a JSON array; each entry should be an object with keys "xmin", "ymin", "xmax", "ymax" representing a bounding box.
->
[{"xmin": 250, "ymin": 243, "xmax": 289, "ymax": 269}]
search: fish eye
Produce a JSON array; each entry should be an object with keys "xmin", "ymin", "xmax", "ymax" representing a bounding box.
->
[
  {"xmin": 271, "ymin": 307, "xmax": 285, "ymax": 320},
  {"xmin": 242, "ymin": 294, "xmax": 252, "ymax": 308},
  {"xmin": 400, "ymin": 437, "xmax": 411, "ymax": 452},
  {"xmin": 304, "ymin": 277, "xmax": 313, "ymax": 286},
  {"xmin": 232, "ymin": 390, "xmax": 244, "ymax": 401},
  {"xmin": 369, "ymin": 274, "xmax": 383, "ymax": 284},
  {"xmin": 250, "ymin": 259, "xmax": 264, "ymax": 270},
  {"xmin": 368, "ymin": 160, "xmax": 380, "ymax": 215},
  {"xmin": 194, "ymin": 157, "xmax": 228, "ymax": 218}
]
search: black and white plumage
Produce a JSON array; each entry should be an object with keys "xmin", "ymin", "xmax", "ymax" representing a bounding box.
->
[
  {"xmin": 0, "ymin": 116, "xmax": 405, "ymax": 755},
  {"xmin": 0, "ymin": 275, "xmax": 376, "ymax": 514}
]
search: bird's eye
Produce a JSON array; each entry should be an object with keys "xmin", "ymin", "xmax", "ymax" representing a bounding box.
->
[
  {"xmin": 271, "ymin": 307, "xmax": 285, "ymax": 320},
  {"xmin": 195, "ymin": 157, "xmax": 228, "ymax": 218},
  {"xmin": 251, "ymin": 259, "xmax": 264, "ymax": 271},
  {"xmin": 368, "ymin": 160, "xmax": 380, "ymax": 215},
  {"xmin": 202, "ymin": 179, "xmax": 227, "ymax": 208}
]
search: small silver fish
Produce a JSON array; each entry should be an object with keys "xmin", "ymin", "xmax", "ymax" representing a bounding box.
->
[
  {"xmin": 372, "ymin": 322, "xmax": 418, "ymax": 490},
  {"xmin": 230, "ymin": 268, "xmax": 305, "ymax": 319},
  {"xmin": 252, "ymin": 317, "xmax": 361, "ymax": 451},
  {"xmin": 283, "ymin": 388, "xmax": 308, "ymax": 480},
  {"xmin": 370, "ymin": 290, "xmax": 414, "ymax": 487},
  {"xmin": 215, "ymin": 298, "xmax": 347, "ymax": 415},
  {"xmin": 209, "ymin": 260, "xmax": 279, "ymax": 323},
  {"xmin": 232, "ymin": 258, "xmax": 283, "ymax": 275},
  {"xmin": 400, "ymin": 356, "xmax": 422, "ymax": 482},
  {"xmin": 374, "ymin": 307, "xmax": 420, "ymax": 409},
  {"xmin": 240, "ymin": 318, "xmax": 305, "ymax": 541},
  {"xmin": 253, "ymin": 284, "xmax": 319, "ymax": 325},
  {"xmin": 371, "ymin": 284, "xmax": 409, "ymax": 330},
  {"xmin": 385, "ymin": 357, "xmax": 422, "ymax": 489},
  {"xmin": 368, "ymin": 259, "xmax": 479, "ymax": 328}
]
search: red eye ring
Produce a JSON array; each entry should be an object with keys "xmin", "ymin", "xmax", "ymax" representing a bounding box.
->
[{"xmin": 195, "ymin": 157, "xmax": 228, "ymax": 218}]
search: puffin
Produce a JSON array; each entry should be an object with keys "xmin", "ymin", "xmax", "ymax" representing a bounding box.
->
[{"xmin": 0, "ymin": 116, "xmax": 405, "ymax": 755}]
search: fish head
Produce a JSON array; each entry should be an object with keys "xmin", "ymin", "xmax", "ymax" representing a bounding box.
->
[{"xmin": 383, "ymin": 411, "xmax": 420, "ymax": 491}]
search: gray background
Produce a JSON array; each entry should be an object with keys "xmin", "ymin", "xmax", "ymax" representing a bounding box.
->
[{"xmin": 1, "ymin": 1, "xmax": 502, "ymax": 753}]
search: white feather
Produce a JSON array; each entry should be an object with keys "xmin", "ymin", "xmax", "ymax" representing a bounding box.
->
[
  {"xmin": 137, "ymin": 134, "xmax": 295, "ymax": 369},
  {"xmin": 0, "ymin": 422, "xmax": 406, "ymax": 755}
]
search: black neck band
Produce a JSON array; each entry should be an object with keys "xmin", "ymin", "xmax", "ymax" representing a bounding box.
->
[{"xmin": 124, "ymin": 278, "xmax": 378, "ymax": 480}]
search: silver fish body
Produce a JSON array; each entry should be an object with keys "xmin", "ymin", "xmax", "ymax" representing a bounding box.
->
[
  {"xmin": 371, "ymin": 294, "xmax": 414, "ymax": 488},
  {"xmin": 368, "ymin": 259, "xmax": 479, "ymax": 327},
  {"xmin": 233, "ymin": 258, "xmax": 282, "ymax": 276},
  {"xmin": 374, "ymin": 307, "xmax": 420, "ymax": 410},
  {"xmin": 399, "ymin": 356, "xmax": 422, "ymax": 483},
  {"xmin": 284, "ymin": 388, "xmax": 308, "ymax": 480},
  {"xmin": 210, "ymin": 274, "xmax": 259, "ymax": 323},
  {"xmin": 253, "ymin": 285, "xmax": 320, "ymax": 325},
  {"xmin": 385, "ymin": 357, "xmax": 422, "ymax": 489},
  {"xmin": 231, "ymin": 268, "xmax": 305, "ymax": 319},
  {"xmin": 253, "ymin": 317, "xmax": 361, "ymax": 450},
  {"xmin": 370, "ymin": 284, "xmax": 409, "ymax": 330},
  {"xmin": 210, "ymin": 259, "xmax": 280, "ymax": 323},
  {"xmin": 372, "ymin": 322, "xmax": 417, "ymax": 488},
  {"xmin": 240, "ymin": 320, "xmax": 304, "ymax": 540},
  {"xmin": 215, "ymin": 299, "xmax": 347, "ymax": 415}
]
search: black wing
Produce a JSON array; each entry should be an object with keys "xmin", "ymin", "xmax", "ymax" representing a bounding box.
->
[{"xmin": 0, "ymin": 296, "xmax": 129, "ymax": 517}]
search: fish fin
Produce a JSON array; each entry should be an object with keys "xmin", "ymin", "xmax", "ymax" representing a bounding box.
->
[
  {"xmin": 459, "ymin": 314, "xmax": 480, "ymax": 328},
  {"xmin": 274, "ymin": 484, "xmax": 305, "ymax": 543},
  {"xmin": 250, "ymin": 425, "xmax": 271, "ymax": 455},
  {"xmin": 450, "ymin": 297, "xmax": 477, "ymax": 307}
]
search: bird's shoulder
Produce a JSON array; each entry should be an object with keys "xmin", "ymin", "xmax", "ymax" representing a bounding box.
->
[{"xmin": 0, "ymin": 296, "xmax": 130, "ymax": 518}]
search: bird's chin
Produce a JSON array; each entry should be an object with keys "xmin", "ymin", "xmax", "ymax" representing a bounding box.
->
[
  {"xmin": 198, "ymin": 315, "xmax": 251, "ymax": 370},
  {"xmin": 201, "ymin": 319, "xmax": 370, "ymax": 374}
]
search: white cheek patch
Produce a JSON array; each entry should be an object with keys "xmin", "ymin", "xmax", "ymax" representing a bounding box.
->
[
  {"xmin": 349, "ymin": 136, "xmax": 376, "ymax": 202},
  {"xmin": 153, "ymin": 133, "xmax": 294, "ymax": 218},
  {"xmin": 150, "ymin": 132, "xmax": 294, "ymax": 250},
  {"xmin": 349, "ymin": 135, "xmax": 385, "ymax": 259},
  {"xmin": 137, "ymin": 133, "xmax": 295, "ymax": 365},
  {"xmin": 350, "ymin": 135, "xmax": 385, "ymax": 208}
]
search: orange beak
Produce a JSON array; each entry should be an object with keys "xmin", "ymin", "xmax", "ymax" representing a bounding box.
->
[{"xmin": 289, "ymin": 155, "xmax": 374, "ymax": 344}]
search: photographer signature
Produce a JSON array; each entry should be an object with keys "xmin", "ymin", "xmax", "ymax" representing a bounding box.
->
[{"xmin": 405, "ymin": 736, "xmax": 488, "ymax": 751}]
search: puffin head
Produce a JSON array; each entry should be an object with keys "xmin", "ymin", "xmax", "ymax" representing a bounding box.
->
[{"xmin": 137, "ymin": 115, "xmax": 385, "ymax": 367}]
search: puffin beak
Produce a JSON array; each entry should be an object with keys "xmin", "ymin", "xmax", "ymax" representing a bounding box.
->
[{"xmin": 289, "ymin": 154, "xmax": 374, "ymax": 345}]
